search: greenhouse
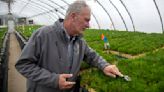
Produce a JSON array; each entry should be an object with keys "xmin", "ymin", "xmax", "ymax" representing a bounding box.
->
[{"xmin": 0, "ymin": 0, "xmax": 164, "ymax": 92}]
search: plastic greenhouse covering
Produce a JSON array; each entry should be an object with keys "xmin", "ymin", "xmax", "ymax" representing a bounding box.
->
[{"xmin": 0, "ymin": 0, "xmax": 164, "ymax": 33}]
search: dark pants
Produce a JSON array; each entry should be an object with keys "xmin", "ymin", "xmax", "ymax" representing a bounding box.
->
[{"xmin": 73, "ymin": 76, "xmax": 88, "ymax": 92}]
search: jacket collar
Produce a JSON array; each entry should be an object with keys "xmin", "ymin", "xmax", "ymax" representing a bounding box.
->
[{"xmin": 53, "ymin": 19, "xmax": 83, "ymax": 43}]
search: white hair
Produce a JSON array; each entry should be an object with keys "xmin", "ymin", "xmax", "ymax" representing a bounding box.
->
[{"xmin": 65, "ymin": 0, "xmax": 90, "ymax": 18}]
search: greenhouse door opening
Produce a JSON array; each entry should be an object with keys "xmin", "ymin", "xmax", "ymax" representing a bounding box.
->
[{"xmin": 8, "ymin": 20, "xmax": 15, "ymax": 33}]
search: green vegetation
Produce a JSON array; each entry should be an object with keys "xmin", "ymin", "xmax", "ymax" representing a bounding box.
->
[
  {"xmin": 0, "ymin": 27, "xmax": 7, "ymax": 48},
  {"xmin": 81, "ymin": 49, "xmax": 164, "ymax": 92},
  {"xmin": 17, "ymin": 27, "xmax": 164, "ymax": 92},
  {"xmin": 16, "ymin": 25, "xmax": 42, "ymax": 39},
  {"xmin": 84, "ymin": 29, "xmax": 164, "ymax": 55},
  {"xmin": 80, "ymin": 29, "xmax": 164, "ymax": 92}
]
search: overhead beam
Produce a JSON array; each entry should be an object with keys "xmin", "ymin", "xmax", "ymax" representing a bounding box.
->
[
  {"xmin": 96, "ymin": 0, "xmax": 116, "ymax": 30},
  {"xmin": 153, "ymin": 0, "xmax": 164, "ymax": 33},
  {"xmin": 108, "ymin": 0, "xmax": 128, "ymax": 31},
  {"xmin": 119, "ymin": 0, "xmax": 136, "ymax": 31}
]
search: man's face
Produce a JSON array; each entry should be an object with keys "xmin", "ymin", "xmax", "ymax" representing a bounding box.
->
[{"xmin": 72, "ymin": 7, "xmax": 91, "ymax": 35}]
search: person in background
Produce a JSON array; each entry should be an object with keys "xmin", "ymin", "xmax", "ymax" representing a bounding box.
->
[
  {"xmin": 101, "ymin": 33, "xmax": 110, "ymax": 53},
  {"xmin": 15, "ymin": 0, "xmax": 123, "ymax": 92},
  {"xmin": 101, "ymin": 34, "xmax": 110, "ymax": 50}
]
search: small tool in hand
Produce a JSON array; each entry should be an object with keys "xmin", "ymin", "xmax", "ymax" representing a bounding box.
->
[{"xmin": 117, "ymin": 75, "xmax": 131, "ymax": 81}]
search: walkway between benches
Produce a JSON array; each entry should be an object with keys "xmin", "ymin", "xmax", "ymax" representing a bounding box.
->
[{"xmin": 8, "ymin": 33, "xmax": 26, "ymax": 92}]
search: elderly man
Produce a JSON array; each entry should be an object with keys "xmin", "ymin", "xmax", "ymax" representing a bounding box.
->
[{"xmin": 15, "ymin": 0, "xmax": 123, "ymax": 92}]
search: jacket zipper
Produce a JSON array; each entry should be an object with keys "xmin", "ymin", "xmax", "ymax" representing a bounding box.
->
[{"xmin": 55, "ymin": 41, "xmax": 61, "ymax": 59}]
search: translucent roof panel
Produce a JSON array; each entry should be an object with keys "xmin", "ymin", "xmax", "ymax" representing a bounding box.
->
[
  {"xmin": 0, "ymin": 0, "xmax": 164, "ymax": 33},
  {"xmin": 0, "ymin": 1, "xmax": 8, "ymax": 15}
]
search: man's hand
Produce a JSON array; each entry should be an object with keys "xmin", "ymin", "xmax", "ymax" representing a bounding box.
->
[
  {"xmin": 103, "ymin": 65, "xmax": 123, "ymax": 78},
  {"xmin": 59, "ymin": 74, "xmax": 76, "ymax": 90}
]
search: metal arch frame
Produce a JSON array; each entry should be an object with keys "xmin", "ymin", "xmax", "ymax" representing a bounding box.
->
[
  {"xmin": 13, "ymin": 2, "xmax": 52, "ymax": 25},
  {"xmin": 4, "ymin": 0, "xmax": 14, "ymax": 13},
  {"xmin": 108, "ymin": 0, "xmax": 128, "ymax": 31},
  {"xmin": 60, "ymin": 0, "xmax": 101, "ymax": 29},
  {"xmin": 19, "ymin": 1, "xmax": 56, "ymax": 20},
  {"xmin": 14, "ymin": 0, "xmax": 56, "ymax": 23},
  {"xmin": 19, "ymin": 0, "xmax": 57, "ymax": 20},
  {"xmin": 21, "ymin": 0, "xmax": 57, "ymax": 20},
  {"xmin": 60, "ymin": 0, "xmax": 69, "ymax": 6},
  {"xmin": 119, "ymin": 0, "xmax": 136, "ymax": 32},
  {"xmin": 48, "ymin": 0, "xmax": 66, "ymax": 10},
  {"xmin": 91, "ymin": 12, "xmax": 101, "ymax": 29},
  {"xmin": 95, "ymin": 0, "xmax": 116, "ymax": 30},
  {"xmin": 153, "ymin": 0, "xmax": 164, "ymax": 33},
  {"xmin": 31, "ymin": 1, "xmax": 58, "ymax": 19},
  {"xmin": 46, "ymin": 0, "xmax": 68, "ymax": 18},
  {"xmin": 0, "ymin": 1, "xmax": 8, "ymax": 14},
  {"xmin": 38, "ymin": 0, "xmax": 65, "ymax": 18},
  {"xmin": 27, "ymin": 2, "xmax": 67, "ymax": 19},
  {"xmin": 27, "ymin": 9, "xmax": 60, "ymax": 19},
  {"xmin": 14, "ymin": 1, "xmax": 41, "ymax": 15},
  {"xmin": 18, "ymin": 0, "xmax": 31, "ymax": 15},
  {"xmin": 25, "ymin": 3, "xmax": 66, "ymax": 20},
  {"xmin": 29, "ymin": 0, "xmax": 59, "ymax": 20}
]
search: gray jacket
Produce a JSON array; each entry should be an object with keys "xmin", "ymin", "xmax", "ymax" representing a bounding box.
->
[{"xmin": 15, "ymin": 20, "xmax": 109, "ymax": 92}]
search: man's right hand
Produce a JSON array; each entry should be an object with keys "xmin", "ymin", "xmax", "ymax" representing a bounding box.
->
[{"xmin": 59, "ymin": 74, "xmax": 76, "ymax": 90}]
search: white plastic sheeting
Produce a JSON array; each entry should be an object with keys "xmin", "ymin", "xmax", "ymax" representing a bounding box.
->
[{"xmin": 0, "ymin": 0, "xmax": 164, "ymax": 33}]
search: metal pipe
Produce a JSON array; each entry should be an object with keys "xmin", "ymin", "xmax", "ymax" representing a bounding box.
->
[
  {"xmin": 96, "ymin": 0, "xmax": 116, "ymax": 30},
  {"xmin": 108, "ymin": 0, "xmax": 128, "ymax": 31},
  {"xmin": 119, "ymin": 0, "xmax": 136, "ymax": 31},
  {"xmin": 18, "ymin": 0, "xmax": 56, "ymax": 21},
  {"xmin": 38, "ymin": 0, "xmax": 64, "ymax": 18},
  {"xmin": 30, "ymin": 0, "xmax": 59, "ymax": 19},
  {"xmin": 153, "ymin": 0, "xmax": 164, "ymax": 33},
  {"xmin": 14, "ymin": 1, "xmax": 56, "ymax": 24},
  {"xmin": 18, "ymin": 0, "xmax": 31, "ymax": 15}
]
